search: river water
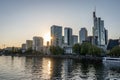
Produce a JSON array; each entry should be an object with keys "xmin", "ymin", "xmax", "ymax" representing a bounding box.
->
[{"xmin": 0, "ymin": 56, "xmax": 120, "ymax": 80}]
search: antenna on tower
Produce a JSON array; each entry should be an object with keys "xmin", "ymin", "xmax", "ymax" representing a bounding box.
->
[
  {"xmin": 93, "ymin": 6, "xmax": 96, "ymax": 18},
  {"xmin": 94, "ymin": 6, "xmax": 96, "ymax": 13}
]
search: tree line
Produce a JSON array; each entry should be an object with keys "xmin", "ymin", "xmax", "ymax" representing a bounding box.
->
[{"xmin": 1, "ymin": 42, "xmax": 120, "ymax": 57}]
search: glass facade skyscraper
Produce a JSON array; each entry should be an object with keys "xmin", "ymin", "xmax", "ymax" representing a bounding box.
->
[
  {"xmin": 93, "ymin": 11, "xmax": 108, "ymax": 46},
  {"xmin": 51, "ymin": 25, "xmax": 62, "ymax": 47},
  {"xmin": 64, "ymin": 27, "xmax": 73, "ymax": 46},
  {"xmin": 79, "ymin": 28, "xmax": 88, "ymax": 44}
]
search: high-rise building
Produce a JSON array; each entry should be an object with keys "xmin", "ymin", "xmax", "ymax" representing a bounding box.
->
[
  {"xmin": 51, "ymin": 25, "xmax": 62, "ymax": 47},
  {"xmin": 105, "ymin": 29, "xmax": 108, "ymax": 45},
  {"xmin": 72, "ymin": 35, "xmax": 78, "ymax": 45},
  {"xmin": 79, "ymin": 28, "xmax": 88, "ymax": 44},
  {"xmin": 62, "ymin": 36, "xmax": 64, "ymax": 45},
  {"xmin": 93, "ymin": 11, "xmax": 108, "ymax": 47},
  {"xmin": 64, "ymin": 27, "xmax": 73, "ymax": 46},
  {"xmin": 87, "ymin": 36, "xmax": 94, "ymax": 44},
  {"xmin": 26, "ymin": 40, "xmax": 33, "ymax": 50},
  {"xmin": 119, "ymin": 37, "xmax": 120, "ymax": 47},
  {"xmin": 33, "ymin": 36, "xmax": 43, "ymax": 51},
  {"xmin": 21, "ymin": 43, "xmax": 26, "ymax": 53},
  {"xmin": 107, "ymin": 39, "xmax": 119, "ymax": 50},
  {"xmin": 22, "ymin": 44, "xmax": 26, "ymax": 50}
]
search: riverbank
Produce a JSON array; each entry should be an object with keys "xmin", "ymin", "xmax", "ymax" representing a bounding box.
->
[{"xmin": 1, "ymin": 54, "xmax": 102, "ymax": 61}]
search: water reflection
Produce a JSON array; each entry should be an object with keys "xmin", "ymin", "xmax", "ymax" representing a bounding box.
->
[
  {"xmin": 0, "ymin": 56, "xmax": 120, "ymax": 80},
  {"xmin": 41, "ymin": 58, "xmax": 52, "ymax": 79}
]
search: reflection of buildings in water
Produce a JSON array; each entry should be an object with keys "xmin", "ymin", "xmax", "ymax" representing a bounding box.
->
[
  {"xmin": 61, "ymin": 59, "xmax": 73, "ymax": 80},
  {"xmin": 41, "ymin": 58, "xmax": 53, "ymax": 80},
  {"xmin": 103, "ymin": 62, "xmax": 120, "ymax": 79},
  {"xmin": 11, "ymin": 56, "xmax": 25, "ymax": 70},
  {"xmin": 92, "ymin": 62, "xmax": 106, "ymax": 80},
  {"xmin": 71, "ymin": 60, "xmax": 106, "ymax": 80},
  {"xmin": 25, "ymin": 57, "xmax": 43, "ymax": 79},
  {"xmin": 50, "ymin": 59, "xmax": 63, "ymax": 79}
]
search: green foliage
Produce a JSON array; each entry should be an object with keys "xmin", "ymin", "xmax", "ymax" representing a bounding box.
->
[
  {"xmin": 25, "ymin": 47, "xmax": 33, "ymax": 53},
  {"xmin": 88, "ymin": 45, "xmax": 102, "ymax": 56},
  {"xmin": 11, "ymin": 47, "xmax": 21, "ymax": 54},
  {"xmin": 72, "ymin": 42, "xmax": 102, "ymax": 56},
  {"xmin": 50, "ymin": 46, "xmax": 64, "ymax": 55},
  {"xmin": 109, "ymin": 46, "xmax": 120, "ymax": 57},
  {"xmin": 80, "ymin": 42, "xmax": 90, "ymax": 55},
  {"xmin": 72, "ymin": 44, "xmax": 81, "ymax": 54}
]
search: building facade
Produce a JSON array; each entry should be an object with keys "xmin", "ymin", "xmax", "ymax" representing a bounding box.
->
[
  {"xmin": 51, "ymin": 25, "xmax": 62, "ymax": 47},
  {"xmin": 79, "ymin": 28, "xmax": 88, "ymax": 44},
  {"xmin": 93, "ymin": 11, "xmax": 108, "ymax": 47},
  {"xmin": 33, "ymin": 36, "xmax": 43, "ymax": 51},
  {"xmin": 105, "ymin": 29, "xmax": 108, "ymax": 45},
  {"xmin": 87, "ymin": 36, "xmax": 94, "ymax": 44},
  {"xmin": 107, "ymin": 39, "xmax": 119, "ymax": 50},
  {"xmin": 21, "ymin": 43, "xmax": 26, "ymax": 53},
  {"xmin": 26, "ymin": 40, "xmax": 33, "ymax": 50},
  {"xmin": 72, "ymin": 35, "xmax": 78, "ymax": 45},
  {"xmin": 64, "ymin": 27, "xmax": 73, "ymax": 46},
  {"xmin": 22, "ymin": 44, "xmax": 26, "ymax": 50}
]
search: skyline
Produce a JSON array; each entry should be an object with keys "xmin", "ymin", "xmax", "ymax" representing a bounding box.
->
[{"xmin": 1, "ymin": 0, "xmax": 120, "ymax": 48}]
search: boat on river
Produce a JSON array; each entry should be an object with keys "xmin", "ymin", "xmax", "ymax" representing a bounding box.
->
[{"xmin": 103, "ymin": 57, "xmax": 120, "ymax": 62}]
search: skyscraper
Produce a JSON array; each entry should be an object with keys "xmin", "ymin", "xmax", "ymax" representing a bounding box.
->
[
  {"xmin": 33, "ymin": 36, "xmax": 43, "ymax": 51},
  {"xmin": 26, "ymin": 40, "xmax": 33, "ymax": 50},
  {"xmin": 64, "ymin": 27, "xmax": 73, "ymax": 46},
  {"xmin": 21, "ymin": 43, "xmax": 26, "ymax": 50},
  {"xmin": 87, "ymin": 36, "xmax": 94, "ymax": 44},
  {"xmin": 51, "ymin": 25, "xmax": 62, "ymax": 47},
  {"xmin": 105, "ymin": 29, "xmax": 108, "ymax": 45},
  {"xmin": 79, "ymin": 28, "xmax": 88, "ymax": 44},
  {"xmin": 72, "ymin": 35, "xmax": 78, "ymax": 45},
  {"xmin": 93, "ymin": 11, "xmax": 108, "ymax": 47},
  {"xmin": 21, "ymin": 43, "xmax": 26, "ymax": 53}
]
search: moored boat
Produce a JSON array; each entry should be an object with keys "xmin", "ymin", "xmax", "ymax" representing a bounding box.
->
[{"xmin": 103, "ymin": 57, "xmax": 120, "ymax": 62}]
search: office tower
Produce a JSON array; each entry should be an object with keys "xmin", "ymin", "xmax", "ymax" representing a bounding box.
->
[
  {"xmin": 79, "ymin": 28, "xmax": 88, "ymax": 44},
  {"xmin": 21, "ymin": 43, "xmax": 26, "ymax": 53},
  {"xmin": 51, "ymin": 25, "xmax": 62, "ymax": 47},
  {"xmin": 26, "ymin": 40, "xmax": 33, "ymax": 50},
  {"xmin": 87, "ymin": 36, "xmax": 94, "ymax": 44},
  {"xmin": 62, "ymin": 36, "xmax": 64, "ymax": 45},
  {"xmin": 107, "ymin": 39, "xmax": 119, "ymax": 50},
  {"xmin": 93, "ymin": 11, "xmax": 108, "ymax": 46},
  {"xmin": 119, "ymin": 37, "xmax": 120, "ymax": 47},
  {"xmin": 33, "ymin": 36, "xmax": 43, "ymax": 51},
  {"xmin": 105, "ymin": 29, "xmax": 108, "ymax": 45},
  {"xmin": 64, "ymin": 27, "xmax": 73, "ymax": 46},
  {"xmin": 22, "ymin": 44, "xmax": 26, "ymax": 50},
  {"xmin": 72, "ymin": 35, "xmax": 78, "ymax": 45}
]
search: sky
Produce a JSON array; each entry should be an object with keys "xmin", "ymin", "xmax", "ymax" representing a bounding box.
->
[{"xmin": 0, "ymin": 0, "xmax": 120, "ymax": 48}]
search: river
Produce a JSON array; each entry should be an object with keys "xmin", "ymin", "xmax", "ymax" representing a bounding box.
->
[{"xmin": 0, "ymin": 56, "xmax": 120, "ymax": 80}]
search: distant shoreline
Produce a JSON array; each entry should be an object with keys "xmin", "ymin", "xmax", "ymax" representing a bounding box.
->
[{"xmin": 2, "ymin": 54, "xmax": 103, "ymax": 61}]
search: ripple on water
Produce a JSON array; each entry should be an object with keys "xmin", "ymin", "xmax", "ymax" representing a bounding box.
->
[{"xmin": 0, "ymin": 56, "xmax": 120, "ymax": 80}]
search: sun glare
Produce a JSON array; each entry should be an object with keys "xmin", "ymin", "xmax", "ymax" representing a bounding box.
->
[{"xmin": 44, "ymin": 33, "xmax": 51, "ymax": 42}]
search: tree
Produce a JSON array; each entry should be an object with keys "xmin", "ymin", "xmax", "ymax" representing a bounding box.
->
[
  {"xmin": 109, "ymin": 46, "xmax": 120, "ymax": 57},
  {"xmin": 25, "ymin": 47, "xmax": 33, "ymax": 54},
  {"xmin": 72, "ymin": 43, "xmax": 81, "ymax": 54},
  {"xmin": 50, "ymin": 46, "xmax": 64, "ymax": 55},
  {"xmin": 73, "ymin": 42, "xmax": 102, "ymax": 56},
  {"xmin": 88, "ymin": 44, "xmax": 102, "ymax": 56},
  {"xmin": 80, "ymin": 42, "xmax": 90, "ymax": 55}
]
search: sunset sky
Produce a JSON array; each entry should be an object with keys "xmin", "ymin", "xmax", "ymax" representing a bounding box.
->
[{"xmin": 0, "ymin": 0, "xmax": 120, "ymax": 48}]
